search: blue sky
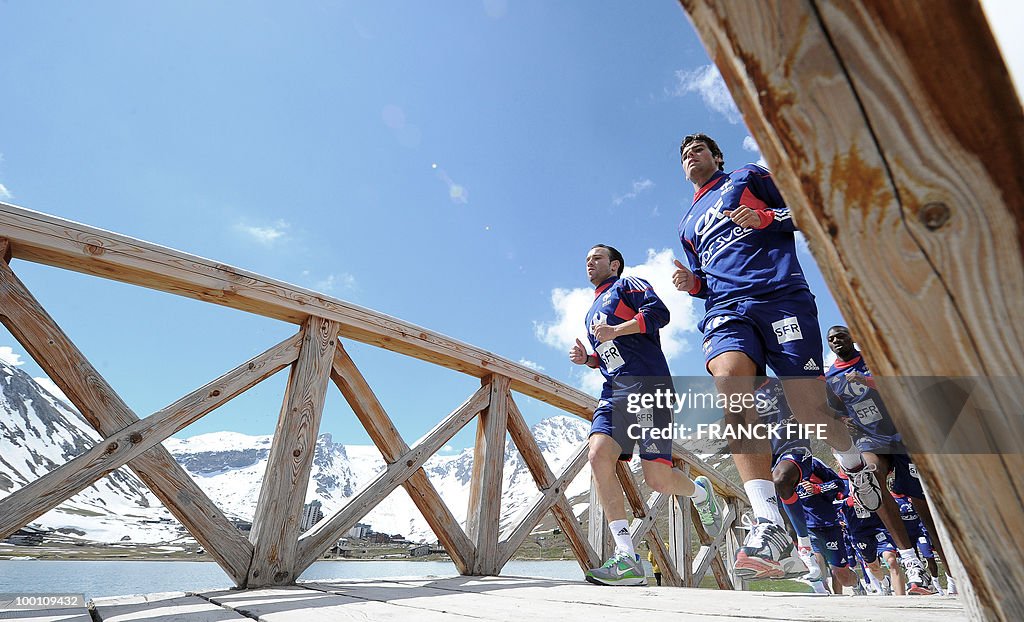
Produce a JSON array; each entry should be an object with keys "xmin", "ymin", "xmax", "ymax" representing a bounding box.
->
[{"xmin": 1, "ymin": 1, "xmax": 1020, "ymax": 453}]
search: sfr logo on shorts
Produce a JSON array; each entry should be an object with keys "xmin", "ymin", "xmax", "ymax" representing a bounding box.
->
[{"xmin": 772, "ymin": 316, "xmax": 803, "ymax": 344}]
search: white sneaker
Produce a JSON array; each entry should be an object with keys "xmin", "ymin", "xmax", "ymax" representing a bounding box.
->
[
  {"xmin": 902, "ymin": 555, "xmax": 937, "ymax": 595},
  {"xmin": 797, "ymin": 545, "xmax": 823, "ymax": 582},
  {"xmin": 847, "ymin": 463, "xmax": 882, "ymax": 511}
]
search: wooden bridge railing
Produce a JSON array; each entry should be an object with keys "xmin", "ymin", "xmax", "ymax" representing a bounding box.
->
[{"xmin": 0, "ymin": 203, "xmax": 746, "ymax": 589}]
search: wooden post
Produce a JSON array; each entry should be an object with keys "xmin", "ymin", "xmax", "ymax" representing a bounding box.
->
[
  {"xmin": 669, "ymin": 464, "xmax": 694, "ymax": 587},
  {"xmin": 331, "ymin": 343, "xmax": 476, "ymax": 574},
  {"xmin": 680, "ymin": 1, "xmax": 1024, "ymax": 616},
  {"xmin": 465, "ymin": 375, "xmax": 510, "ymax": 575},
  {"xmin": 0, "ymin": 255, "xmax": 254, "ymax": 585},
  {"xmin": 0, "ymin": 335, "xmax": 301, "ymax": 540},
  {"xmin": 723, "ymin": 502, "xmax": 749, "ymax": 591},
  {"xmin": 247, "ymin": 316, "xmax": 338, "ymax": 587},
  {"xmin": 587, "ymin": 475, "xmax": 613, "ymax": 562}
]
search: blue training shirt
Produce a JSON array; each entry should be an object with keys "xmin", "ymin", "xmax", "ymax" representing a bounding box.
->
[
  {"xmin": 825, "ymin": 351, "xmax": 902, "ymax": 446},
  {"xmin": 754, "ymin": 377, "xmax": 811, "ymax": 460},
  {"xmin": 797, "ymin": 457, "xmax": 845, "ymax": 529},
  {"xmin": 678, "ymin": 165, "xmax": 810, "ymax": 326},
  {"xmin": 584, "ymin": 275, "xmax": 671, "ymax": 399}
]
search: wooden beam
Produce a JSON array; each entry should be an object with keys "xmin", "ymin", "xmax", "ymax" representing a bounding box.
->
[
  {"xmin": 691, "ymin": 503, "xmax": 734, "ymax": 588},
  {"xmin": 0, "ymin": 334, "xmax": 301, "ymax": 540},
  {"xmin": 647, "ymin": 523, "xmax": 681, "ymax": 587},
  {"xmin": 500, "ymin": 397, "xmax": 597, "ymax": 570},
  {"xmin": 671, "ymin": 445, "xmax": 745, "ymax": 502},
  {"xmin": 628, "ymin": 491, "xmax": 669, "ymax": 545},
  {"xmin": 294, "ymin": 384, "xmax": 490, "ymax": 572},
  {"xmin": 615, "ymin": 462, "xmax": 648, "ymax": 518},
  {"xmin": 465, "ymin": 375, "xmax": 510, "ymax": 575},
  {"xmin": 0, "ymin": 202, "xmax": 595, "ymax": 418},
  {"xmin": 669, "ymin": 465, "xmax": 694, "ymax": 587},
  {"xmin": 0, "ymin": 237, "xmax": 10, "ymax": 264},
  {"xmin": 330, "ymin": 343, "xmax": 475, "ymax": 573},
  {"xmin": 247, "ymin": 316, "xmax": 339, "ymax": 587},
  {"xmin": 0, "ymin": 258, "xmax": 253, "ymax": 585},
  {"xmin": 680, "ymin": 1, "xmax": 1023, "ymax": 616},
  {"xmin": 587, "ymin": 476, "xmax": 612, "ymax": 562}
]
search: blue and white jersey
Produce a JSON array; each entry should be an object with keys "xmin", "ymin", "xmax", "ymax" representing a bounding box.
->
[
  {"xmin": 585, "ymin": 276, "xmax": 671, "ymax": 399},
  {"xmin": 893, "ymin": 493, "xmax": 929, "ymax": 541},
  {"xmin": 754, "ymin": 377, "xmax": 811, "ymax": 460},
  {"xmin": 678, "ymin": 165, "xmax": 810, "ymax": 324},
  {"xmin": 838, "ymin": 479, "xmax": 886, "ymax": 538},
  {"xmin": 825, "ymin": 352, "xmax": 902, "ymax": 446},
  {"xmin": 797, "ymin": 458, "xmax": 844, "ymax": 529}
]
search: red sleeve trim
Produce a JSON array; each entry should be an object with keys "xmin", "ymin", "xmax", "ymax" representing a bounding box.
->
[
  {"xmin": 753, "ymin": 209, "xmax": 775, "ymax": 229},
  {"xmin": 586, "ymin": 353, "xmax": 600, "ymax": 369},
  {"xmin": 688, "ymin": 276, "xmax": 702, "ymax": 296},
  {"xmin": 635, "ymin": 312, "xmax": 647, "ymax": 334}
]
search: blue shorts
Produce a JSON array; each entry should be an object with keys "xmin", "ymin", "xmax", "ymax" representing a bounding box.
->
[
  {"xmin": 884, "ymin": 453, "xmax": 925, "ymax": 498},
  {"xmin": 590, "ymin": 378, "xmax": 673, "ymax": 465},
  {"xmin": 772, "ymin": 448, "xmax": 813, "ymax": 479},
  {"xmin": 809, "ymin": 525, "xmax": 849, "ymax": 568},
  {"xmin": 902, "ymin": 518, "xmax": 935, "ymax": 559},
  {"xmin": 849, "ymin": 527, "xmax": 895, "ymax": 564},
  {"xmin": 700, "ymin": 289, "xmax": 823, "ymax": 377}
]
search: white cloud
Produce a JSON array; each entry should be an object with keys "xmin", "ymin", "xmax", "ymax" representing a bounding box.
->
[
  {"xmin": 534, "ymin": 248, "xmax": 701, "ymax": 394},
  {"xmin": 235, "ymin": 220, "xmax": 289, "ymax": 245},
  {"xmin": 314, "ymin": 273, "xmax": 357, "ymax": 293},
  {"xmin": 742, "ymin": 136, "xmax": 760, "ymax": 153},
  {"xmin": 0, "ymin": 183, "xmax": 11, "ymax": 199},
  {"xmin": 0, "ymin": 346, "xmax": 24, "ymax": 366},
  {"xmin": 794, "ymin": 231, "xmax": 812, "ymax": 257},
  {"xmin": 672, "ymin": 65, "xmax": 742, "ymax": 124},
  {"xmin": 34, "ymin": 377, "xmax": 71, "ymax": 405},
  {"xmin": 612, "ymin": 179, "xmax": 654, "ymax": 206},
  {"xmin": 517, "ymin": 359, "xmax": 545, "ymax": 372}
]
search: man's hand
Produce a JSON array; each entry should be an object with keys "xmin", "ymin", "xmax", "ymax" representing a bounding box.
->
[
  {"xmin": 724, "ymin": 204, "xmax": 765, "ymax": 229},
  {"xmin": 672, "ymin": 259, "xmax": 695, "ymax": 292},
  {"xmin": 592, "ymin": 321, "xmax": 618, "ymax": 343},
  {"xmin": 798, "ymin": 481, "xmax": 819, "ymax": 495},
  {"xmin": 569, "ymin": 338, "xmax": 589, "ymax": 365},
  {"xmin": 844, "ymin": 370, "xmax": 869, "ymax": 386}
]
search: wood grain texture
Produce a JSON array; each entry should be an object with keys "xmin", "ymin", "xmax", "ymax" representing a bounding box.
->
[
  {"xmin": 0, "ymin": 203, "xmax": 595, "ymax": 418},
  {"xmin": 0, "ymin": 259, "xmax": 253, "ymax": 584},
  {"xmin": 501, "ymin": 397, "xmax": 597, "ymax": 570},
  {"xmin": 0, "ymin": 334, "xmax": 301, "ymax": 541},
  {"xmin": 465, "ymin": 375, "xmax": 510, "ymax": 575},
  {"xmin": 247, "ymin": 316, "xmax": 339, "ymax": 587},
  {"xmin": 330, "ymin": 343, "xmax": 475, "ymax": 573},
  {"xmin": 680, "ymin": 0, "xmax": 1023, "ymax": 615},
  {"xmin": 294, "ymin": 385, "xmax": 490, "ymax": 572},
  {"xmin": 669, "ymin": 466, "xmax": 695, "ymax": 587}
]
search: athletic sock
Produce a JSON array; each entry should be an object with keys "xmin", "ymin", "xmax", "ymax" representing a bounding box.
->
[
  {"xmin": 744, "ymin": 479, "xmax": 785, "ymax": 526},
  {"xmin": 609, "ymin": 519, "xmax": 634, "ymax": 557},
  {"xmin": 835, "ymin": 443, "xmax": 865, "ymax": 471},
  {"xmin": 688, "ymin": 480, "xmax": 708, "ymax": 505},
  {"xmin": 898, "ymin": 548, "xmax": 918, "ymax": 564}
]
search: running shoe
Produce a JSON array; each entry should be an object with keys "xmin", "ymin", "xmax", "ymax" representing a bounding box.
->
[
  {"xmin": 734, "ymin": 517, "xmax": 806, "ymax": 580},
  {"xmin": 693, "ymin": 475, "xmax": 723, "ymax": 537},
  {"xmin": 585, "ymin": 550, "xmax": 646, "ymax": 586}
]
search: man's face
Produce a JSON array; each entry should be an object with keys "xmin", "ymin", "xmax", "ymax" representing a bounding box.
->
[
  {"xmin": 681, "ymin": 140, "xmax": 721, "ymax": 184},
  {"xmin": 827, "ymin": 328, "xmax": 856, "ymax": 358},
  {"xmin": 586, "ymin": 247, "xmax": 616, "ymax": 286}
]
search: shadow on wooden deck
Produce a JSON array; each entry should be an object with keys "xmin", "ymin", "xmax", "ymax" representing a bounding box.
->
[{"xmin": 38, "ymin": 575, "xmax": 968, "ymax": 622}]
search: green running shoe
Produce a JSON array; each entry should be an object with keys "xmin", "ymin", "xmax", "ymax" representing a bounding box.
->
[
  {"xmin": 585, "ymin": 551, "xmax": 646, "ymax": 586},
  {"xmin": 693, "ymin": 475, "xmax": 723, "ymax": 537}
]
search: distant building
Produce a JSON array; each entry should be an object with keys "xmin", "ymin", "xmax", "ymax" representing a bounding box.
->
[
  {"xmin": 2, "ymin": 525, "xmax": 49, "ymax": 546},
  {"xmin": 408, "ymin": 544, "xmax": 430, "ymax": 557},
  {"xmin": 348, "ymin": 523, "xmax": 370, "ymax": 539},
  {"xmin": 300, "ymin": 500, "xmax": 324, "ymax": 532}
]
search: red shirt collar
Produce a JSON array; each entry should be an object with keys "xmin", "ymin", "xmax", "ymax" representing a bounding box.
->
[
  {"xmin": 833, "ymin": 352, "xmax": 862, "ymax": 370},
  {"xmin": 692, "ymin": 170, "xmax": 726, "ymax": 204},
  {"xmin": 594, "ymin": 276, "xmax": 618, "ymax": 298}
]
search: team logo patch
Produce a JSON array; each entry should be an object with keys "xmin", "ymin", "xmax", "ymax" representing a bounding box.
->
[
  {"xmin": 772, "ymin": 316, "xmax": 803, "ymax": 344},
  {"xmin": 702, "ymin": 339, "xmax": 713, "ymax": 354},
  {"xmin": 708, "ymin": 315, "xmax": 733, "ymax": 331},
  {"xmin": 826, "ymin": 540, "xmax": 839, "ymax": 551}
]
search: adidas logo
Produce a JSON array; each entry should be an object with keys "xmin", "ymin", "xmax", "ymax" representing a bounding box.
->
[
  {"xmin": 616, "ymin": 528, "xmax": 630, "ymax": 536},
  {"xmin": 803, "ymin": 358, "xmax": 820, "ymax": 371}
]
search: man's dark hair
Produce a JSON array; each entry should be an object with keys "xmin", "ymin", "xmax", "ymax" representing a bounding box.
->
[
  {"xmin": 827, "ymin": 325, "xmax": 850, "ymax": 335},
  {"xmin": 591, "ymin": 244, "xmax": 624, "ymax": 276},
  {"xmin": 680, "ymin": 133, "xmax": 725, "ymax": 171}
]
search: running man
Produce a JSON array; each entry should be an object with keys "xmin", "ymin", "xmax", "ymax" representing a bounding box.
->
[
  {"xmin": 572, "ymin": 244, "xmax": 723, "ymax": 586},
  {"xmin": 825, "ymin": 325, "xmax": 944, "ymax": 595},
  {"xmin": 673, "ymin": 133, "xmax": 877, "ymax": 579},
  {"xmin": 796, "ymin": 457, "xmax": 861, "ymax": 594}
]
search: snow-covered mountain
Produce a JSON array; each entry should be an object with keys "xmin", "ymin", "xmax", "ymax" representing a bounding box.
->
[{"xmin": 0, "ymin": 359, "xmax": 592, "ymax": 544}]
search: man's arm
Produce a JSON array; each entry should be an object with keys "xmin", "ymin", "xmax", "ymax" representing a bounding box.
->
[
  {"xmin": 673, "ymin": 238, "xmax": 708, "ymax": 297},
  {"xmin": 724, "ymin": 166, "xmax": 797, "ymax": 232}
]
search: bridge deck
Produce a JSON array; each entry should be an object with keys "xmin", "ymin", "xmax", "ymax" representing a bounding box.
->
[{"xmin": 32, "ymin": 576, "xmax": 966, "ymax": 622}]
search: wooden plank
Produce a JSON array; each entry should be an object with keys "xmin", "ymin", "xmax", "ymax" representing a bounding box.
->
[
  {"xmin": 691, "ymin": 503, "xmax": 734, "ymax": 587},
  {"xmin": 669, "ymin": 464, "xmax": 694, "ymax": 586},
  {"xmin": 628, "ymin": 491, "xmax": 669, "ymax": 545},
  {"xmin": 0, "ymin": 258, "xmax": 253, "ymax": 584},
  {"xmin": 330, "ymin": 343, "xmax": 475, "ymax": 573},
  {"xmin": 679, "ymin": 1, "xmax": 1023, "ymax": 617},
  {"xmin": 0, "ymin": 334, "xmax": 301, "ymax": 539},
  {"xmin": 465, "ymin": 375, "xmax": 510, "ymax": 575},
  {"xmin": 724, "ymin": 502, "xmax": 749, "ymax": 591},
  {"xmin": 294, "ymin": 385, "xmax": 490, "ymax": 571},
  {"xmin": 0, "ymin": 203, "xmax": 595, "ymax": 418},
  {"xmin": 587, "ymin": 474, "xmax": 612, "ymax": 561},
  {"xmin": 648, "ymin": 524, "xmax": 681, "ymax": 587},
  {"xmin": 0, "ymin": 237, "xmax": 11, "ymax": 264},
  {"xmin": 248, "ymin": 316, "xmax": 339, "ymax": 587},
  {"xmin": 499, "ymin": 396, "xmax": 597, "ymax": 570},
  {"xmin": 91, "ymin": 592, "xmax": 248, "ymax": 622},
  {"xmin": 615, "ymin": 461, "xmax": 648, "ymax": 517},
  {"xmin": 205, "ymin": 586, "xmax": 472, "ymax": 622}
]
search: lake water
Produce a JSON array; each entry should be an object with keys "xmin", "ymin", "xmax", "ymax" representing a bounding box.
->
[{"xmin": 0, "ymin": 559, "xmax": 585, "ymax": 599}]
